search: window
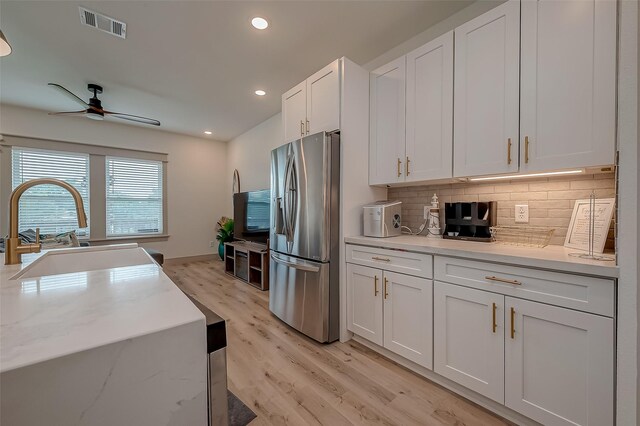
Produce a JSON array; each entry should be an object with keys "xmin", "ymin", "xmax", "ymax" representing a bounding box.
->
[
  {"xmin": 106, "ymin": 157, "xmax": 163, "ymax": 236},
  {"xmin": 11, "ymin": 147, "xmax": 90, "ymax": 237}
]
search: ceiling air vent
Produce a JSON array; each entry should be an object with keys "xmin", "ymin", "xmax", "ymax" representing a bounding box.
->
[{"xmin": 79, "ymin": 7, "xmax": 126, "ymax": 39}]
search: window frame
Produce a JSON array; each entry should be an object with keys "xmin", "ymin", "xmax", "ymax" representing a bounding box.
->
[{"xmin": 0, "ymin": 135, "xmax": 169, "ymax": 243}]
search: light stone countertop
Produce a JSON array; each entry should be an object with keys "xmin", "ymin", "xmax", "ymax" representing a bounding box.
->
[
  {"xmin": 344, "ymin": 235, "xmax": 618, "ymax": 278},
  {"xmin": 0, "ymin": 247, "xmax": 205, "ymax": 373}
]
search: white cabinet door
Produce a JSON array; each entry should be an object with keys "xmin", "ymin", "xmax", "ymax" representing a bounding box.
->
[
  {"xmin": 505, "ymin": 297, "xmax": 614, "ymax": 426},
  {"xmin": 406, "ymin": 31, "xmax": 453, "ymax": 182},
  {"xmin": 520, "ymin": 0, "xmax": 617, "ymax": 172},
  {"xmin": 370, "ymin": 56, "xmax": 406, "ymax": 185},
  {"xmin": 282, "ymin": 81, "xmax": 307, "ymax": 143},
  {"xmin": 434, "ymin": 281, "xmax": 505, "ymax": 403},
  {"xmin": 453, "ymin": 0, "xmax": 520, "ymax": 178},
  {"xmin": 383, "ymin": 271, "xmax": 433, "ymax": 369},
  {"xmin": 346, "ymin": 264, "xmax": 383, "ymax": 346},
  {"xmin": 306, "ymin": 59, "xmax": 340, "ymax": 135}
]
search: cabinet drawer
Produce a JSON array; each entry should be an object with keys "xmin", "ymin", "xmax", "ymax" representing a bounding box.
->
[
  {"xmin": 434, "ymin": 256, "xmax": 614, "ymax": 317},
  {"xmin": 346, "ymin": 244, "xmax": 432, "ymax": 279}
]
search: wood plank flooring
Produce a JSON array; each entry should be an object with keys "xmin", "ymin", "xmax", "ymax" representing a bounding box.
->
[{"xmin": 165, "ymin": 259, "xmax": 510, "ymax": 426}]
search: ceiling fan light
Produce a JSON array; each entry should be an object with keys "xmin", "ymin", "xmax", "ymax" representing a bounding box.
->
[
  {"xmin": 86, "ymin": 111, "xmax": 104, "ymax": 121},
  {"xmin": 0, "ymin": 30, "xmax": 12, "ymax": 57}
]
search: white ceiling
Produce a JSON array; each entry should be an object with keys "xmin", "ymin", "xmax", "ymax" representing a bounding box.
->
[{"xmin": 0, "ymin": 1, "xmax": 472, "ymax": 141}]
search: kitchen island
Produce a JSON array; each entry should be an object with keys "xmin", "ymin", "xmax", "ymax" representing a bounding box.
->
[{"xmin": 0, "ymin": 245, "xmax": 208, "ymax": 426}]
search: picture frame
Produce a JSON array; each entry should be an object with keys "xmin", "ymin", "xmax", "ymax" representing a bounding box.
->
[{"xmin": 564, "ymin": 198, "xmax": 615, "ymax": 253}]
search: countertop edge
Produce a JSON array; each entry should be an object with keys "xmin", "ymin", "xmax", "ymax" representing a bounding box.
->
[{"xmin": 344, "ymin": 236, "xmax": 619, "ymax": 279}]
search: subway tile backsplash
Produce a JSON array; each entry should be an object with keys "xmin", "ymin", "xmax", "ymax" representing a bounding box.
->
[{"xmin": 388, "ymin": 173, "xmax": 616, "ymax": 248}]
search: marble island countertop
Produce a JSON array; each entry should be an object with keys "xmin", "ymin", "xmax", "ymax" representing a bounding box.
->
[
  {"xmin": 345, "ymin": 235, "xmax": 618, "ymax": 278},
  {"xmin": 0, "ymin": 246, "xmax": 204, "ymax": 372},
  {"xmin": 0, "ymin": 245, "xmax": 209, "ymax": 425}
]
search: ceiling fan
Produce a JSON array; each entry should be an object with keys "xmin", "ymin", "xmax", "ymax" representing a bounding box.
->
[{"xmin": 47, "ymin": 83, "xmax": 161, "ymax": 126}]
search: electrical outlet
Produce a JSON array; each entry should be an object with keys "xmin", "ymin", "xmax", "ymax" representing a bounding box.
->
[
  {"xmin": 210, "ymin": 240, "xmax": 216, "ymax": 248},
  {"xmin": 515, "ymin": 205, "xmax": 529, "ymax": 223},
  {"xmin": 424, "ymin": 206, "xmax": 429, "ymax": 220}
]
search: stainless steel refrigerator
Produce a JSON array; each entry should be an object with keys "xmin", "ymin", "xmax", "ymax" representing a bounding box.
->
[{"xmin": 269, "ymin": 131, "xmax": 340, "ymax": 343}]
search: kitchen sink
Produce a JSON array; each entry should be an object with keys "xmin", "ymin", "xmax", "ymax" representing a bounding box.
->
[{"xmin": 10, "ymin": 244, "xmax": 156, "ymax": 280}]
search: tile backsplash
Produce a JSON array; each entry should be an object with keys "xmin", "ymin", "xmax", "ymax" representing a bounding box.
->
[{"xmin": 387, "ymin": 173, "xmax": 616, "ymax": 248}]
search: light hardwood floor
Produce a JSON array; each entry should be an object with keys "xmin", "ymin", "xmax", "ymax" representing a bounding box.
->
[{"xmin": 165, "ymin": 259, "xmax": 510, "ymax": 426}]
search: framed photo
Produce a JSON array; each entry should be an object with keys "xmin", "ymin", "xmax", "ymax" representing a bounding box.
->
[{"xmin": 564, "ymin": 198, "xmax": 615, "ymax": 253}]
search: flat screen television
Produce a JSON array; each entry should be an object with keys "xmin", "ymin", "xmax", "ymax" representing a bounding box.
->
[{"xmin": 233, "ymin": 189, "xmax": 270, "ymax": 244}]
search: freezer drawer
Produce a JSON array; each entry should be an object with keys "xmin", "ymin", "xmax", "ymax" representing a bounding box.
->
[{"xmin": 269, "ymin": 252, "xmax": 338, "ymax": 343}]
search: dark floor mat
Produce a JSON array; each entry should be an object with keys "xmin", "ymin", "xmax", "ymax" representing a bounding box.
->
[{"xmin": 228, "ymin": 390, "xmax": 257, "ymax": 426}]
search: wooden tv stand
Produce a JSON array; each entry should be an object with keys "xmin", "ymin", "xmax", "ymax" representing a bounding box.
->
[{"xmin": 224, "ymin": 241, "xmax": 269, "ymax": 291}]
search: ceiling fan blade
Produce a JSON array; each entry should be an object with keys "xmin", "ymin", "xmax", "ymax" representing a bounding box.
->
[
  {"xmin": 48, "ymin": 110, "xmax": 88, "ymax": 117},
  {"xmin": 48, "ymin": 83, "xmax": 89, "ymax": 108},
  {"xmin": 103, "ymin": 110, "xmax": 160, "ymax": 126}
]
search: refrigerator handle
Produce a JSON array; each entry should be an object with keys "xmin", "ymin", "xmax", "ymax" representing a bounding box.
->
[
  {"xmin": 284, "ymin": 154, "xmax": 296, "ymax": 242},
  {"xmin": 270, "ymin": 253, "xmax": 320, "ymax": 273},
  {"xmin": 282, "ymin": 154, "xmax": 292, "ymax": 239}
]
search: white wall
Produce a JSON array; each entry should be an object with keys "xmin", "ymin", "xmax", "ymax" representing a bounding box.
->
[
  {"xmin": 616, "ymin": 1, "xmax": 640, "ymax": 424},
  {"xmin": 0, "ymin": 104, "xmax": 229, "ymax": 260},
  {"xmin": 226, "ymin": 113, "xmax": 282, "ymax": 194}
]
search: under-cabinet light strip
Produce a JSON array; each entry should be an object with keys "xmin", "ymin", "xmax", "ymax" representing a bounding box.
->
[{"xmin": 468, "ymin": 169, "xmax": 584, "ymax": 182}]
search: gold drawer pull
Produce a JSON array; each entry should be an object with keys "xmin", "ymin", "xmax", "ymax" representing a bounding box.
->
[
  {"xmin": 384, "ymin": 277, "xmax": 389, "ymax": 299},
  {"xmin": 510, "ymin": 307, "xmax": 516, "ymax": 339},
  {"xmin": 372, "ymin": 256, "xmax": 391, "ymax": 262},
  {"xmin": 406, "ymin": 156, "xmax": 410, "ymax": 176},
  {"xmin": 485, "ymin": 275, "xmax": 521, "ymax": 285},
  {"xmin": 374, "ymin": 275, "xmax": 379, "ymax": 296},
  {"xmin": 524, "ymin": 136, "xmax": 530, "ymax": 164},
  {"xmin": 507, "ymin": 138, "xmax": 512, "ymax": 165},
  {"xmin": 492, "ymin": 302, "xmax": 497, "ymax": 333},
  {"xmin": 397, "ymin": 158, "xmax": 402, "ymax": 177}
]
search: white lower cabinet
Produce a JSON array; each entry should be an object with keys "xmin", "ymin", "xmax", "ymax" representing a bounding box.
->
[
  {"xmin": 346, "ymin": 246, "xmax": 615, "ymax": 425},
  {"xmin": 433, "ymin": 282, "xmax": 505, "ymax": 403},
  {"xmin": 346, "ymin": 263, "xmax": 433, "ymax": 369},
  {"xmin": 505, "ymin": 297, "xmax": 614, "ymax": 426},
  {"xmin": 346, "ymin": 264, "xmax": 383, "ymax": 346},
  {"xmin": 433, "ymin": 280, "xmax": 614, "ymax": 426}
]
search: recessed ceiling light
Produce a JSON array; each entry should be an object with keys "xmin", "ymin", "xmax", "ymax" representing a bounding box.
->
[
  {"xmin": 255, "ymin": 90, "xmax": 266, "ymax": 96},
  {"xmin": 204, "ymin": 131, "xmax": 212, "ymax": 135},
  {"xmin": 251, "ymin": 17, "xmax": 268, "ymax": 30}
]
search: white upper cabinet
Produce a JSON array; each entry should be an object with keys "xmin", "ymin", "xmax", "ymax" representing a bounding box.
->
[
  {"xmin": 282, "ymin": 81, "xmax": 307, "ymax": 143},
  {"xmin": 520, "ymin": 0, "xmax": 617, "ymax": 172},
  {"xmin": 453, "ymin": 0, "xmax": 520, "ymax": 178},
  {"xmin": 505, "ymin": 297, "xmax": 614, "ymax": 426},
  {"xmin": 306, "ymin": 60, "xmax": 340, "ymax": 135},
  {"xmin": 406, "ymin": 31, "xmax": 454, "ymax": 182},
  {"xmin": 282, "ymin": 59, "xmax": 340, "ymax": 143},
  {"xmin": 370, "ymin": 56, "xmax": 406, "ymax": 185}
]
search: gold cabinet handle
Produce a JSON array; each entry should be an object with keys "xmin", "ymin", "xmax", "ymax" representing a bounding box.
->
[
  {"xmin": 510, "ymin": 307, "xmax": 516, "ymax": 339},
  {"xmin": 384, "ymin": 277, "xmax": 389, "ymax": 299},
  {"xmin": 397, "ymin": 158, "xmax": 402, "ymax": 177},
  {"xmin": 525, "ymin": 136, "xmax": 530, "ymax": 164},
  {"xmin": 306, "ymin": 119, "xmax": 310, "ymax": 135},
  {"xmin": 492, "ymin": 302, "xmax": 497, "ymax": 333},
  {"xmin": 374, "ymin": 275, "xmax": 379, "ymax": 296},
  {"xmin": 406, "ymin": 156, "xmax": 410, "ymax": 176},
  {"xmin": 300, "ymin": 120, "xmax": 304, "ymax": 137},
  {"xmin": 507, "ymin": 138, "xmax": 512, "ymax": 165},
  {"xmin": 372, "ymin": 256, "xmax": 391, "ymax": 262},
  {"xmin": 485, "ymin": 275, "xmax": 521, "ymax": 285}
]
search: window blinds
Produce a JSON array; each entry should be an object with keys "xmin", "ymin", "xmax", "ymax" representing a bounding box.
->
[
  {"xmin": 106, "ymin": 157, "xmax": 163, "ymax": 236},
  {"xmin": 11, "ymin": 147, "xmax": 90, "ymax": 237}
]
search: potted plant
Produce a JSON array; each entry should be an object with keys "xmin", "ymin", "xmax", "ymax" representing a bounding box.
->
[{"xmin": 215, "ymin": 216, "xmax": 234, "ymax": 260}]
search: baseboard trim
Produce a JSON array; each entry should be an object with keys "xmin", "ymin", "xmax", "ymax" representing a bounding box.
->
[
  {"xmin": 164, "ymin": 254, "xmax": 218, "ymax": 265},
  {"xmin": 351, "ymin": 335, "xmax": 538, "ymax": 426}
]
